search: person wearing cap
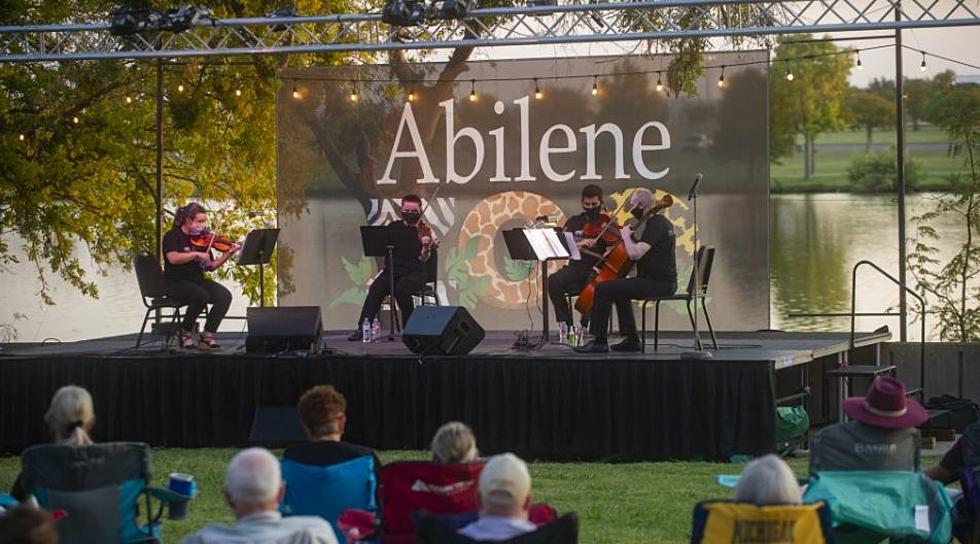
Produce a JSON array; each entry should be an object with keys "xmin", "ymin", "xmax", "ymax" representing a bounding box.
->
[
  {"xmin": 809, "ymin": 376, "xmax": 928, "ymax": 473},
  {"xmin": 458, "ymin": 453, "xmax": 537, "ymax": 541}
]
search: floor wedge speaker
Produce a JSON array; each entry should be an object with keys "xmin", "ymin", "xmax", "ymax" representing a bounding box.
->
[
  {"xmin": 246, "ymin": 306, "xmax": 322, "ymax": 354},
  {"xmin": 402, "ymin": 306, "xmax": 485, "ymax": 355}
]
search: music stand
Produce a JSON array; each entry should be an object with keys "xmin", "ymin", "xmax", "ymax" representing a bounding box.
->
[
  {"xmin": 360, "ymin": 225, "xmax": 420, "ymax": 340},
  {"xmin": 237, "ymin": 228, "xmax": 280, "ymax": 307},
  {"xmin": 503, "ymin": 227, "xmax": 569, "ymax": 342}
]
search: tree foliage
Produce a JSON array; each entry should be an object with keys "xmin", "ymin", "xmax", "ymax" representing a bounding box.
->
[
  {"xmin": 846, "ymin": 147, "xmax": 920, "ymax": 192},
  {"xmin": 769, "ymin": 35, "xmax": 852, "ymax": 179},
  {"xmin": 844, "ymin": 88, "xmax": 894, "ymax": 152},
  {"xmin": 909, "ymin": 84, "xmax": 980, "ymax": 342}
]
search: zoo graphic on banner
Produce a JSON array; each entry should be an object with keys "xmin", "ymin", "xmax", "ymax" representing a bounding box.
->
[{"xmin": 277, "ymin": 53, "xmax": 770, "ymax": 331}]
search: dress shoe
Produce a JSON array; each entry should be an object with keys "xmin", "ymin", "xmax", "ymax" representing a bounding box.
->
[
  {"xmin": 610, "ymin": 337, "xmax": 642, "ymax": 352},
  {"xmin": 574, "ymin": 340, "xmax": 609, "ymax": 354},
  {"xmin": 347, "ymin": 330, "xmax": 363, "ymax": 341}
]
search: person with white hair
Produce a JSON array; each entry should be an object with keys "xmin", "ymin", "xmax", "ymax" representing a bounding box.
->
[
  {"xmin": 734, "ymin": 454, "xmax": 802, "ymax": 505},
  {"xmin": 431, "ymin": 421, "xmax": 479, "ymax": 464},
  {"xmin": 575, "ymin": 187, "xmax": 678, "ymax": 353},
  {"xmin": 458, "ymin": 453, "xmax": 537, "ymax": 541},
  {"xmin": 180, "ymin": 448, "xmax": 338, "ymax": 544}
]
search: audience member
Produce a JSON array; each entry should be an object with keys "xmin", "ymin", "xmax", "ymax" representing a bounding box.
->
[
  {"xmin": 0, "ymin": 504, "xmax": 58, "ymax": 544},
  {"xmin": 809, "ymin": 376, "xmax": 926, "ymax": 473},
  {"xmin": 734, "ymin": 454, "xmax": 802, "ymax": 505},
  {"xmin": 180, "ymin": 448, "xmax": 338, "ymax": 544},
  {"xmin": 925, "ymin": 421, "xmax": 979, "ymax": 544},
  {"xmin": 10, "ymin": 385, "xmax": 96, "ymax": 501},
  {"xmin": 431, "ymin": 422, "xmax": 479, "ymax": 464},
  {"xmin": 458, "ymin": 453, "xmax": 536, "ymax": 542},
  {"xmin": 283, "ymin": 385, "xmax": 381, "ymax": 476}
]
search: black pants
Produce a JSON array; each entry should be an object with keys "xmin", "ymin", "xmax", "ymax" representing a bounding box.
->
[
  {"xmin": 165, "ymin": 279, "xmax": 232, "ymax": 333},
  {"xmin": 357, "ymin": 268, "xmax": 428, "ymax": 327},
  {"xmin": 589, "ymin": 277, "xmax": 677, "ymax": 341},
  {"xmin": 547, "ymin": 265, "xmax": 592, "ymax": 326}
]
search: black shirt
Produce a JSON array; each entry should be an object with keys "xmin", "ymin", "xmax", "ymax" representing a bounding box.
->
[
  {"xmin": 162, "ymin": 229, "xmax": 207, "ymax": 284},
  {"xmin": 283, "ymin": 440, "xmax": 383, "ymax": 487},
  {"xmin": 386, "ymin": 220, "xmax": 425, "ymax": 275},
  {"xmin": 635, "ymin": 214, "xmax": 677, "ymax": 283},
  {"xmin": 563, "ymin": 212, "xmax": 609, "ymax": 269}
]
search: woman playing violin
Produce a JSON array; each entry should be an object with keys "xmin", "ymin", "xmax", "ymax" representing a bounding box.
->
[
  {"xmin": 548, "ymin": 184, "xmax": 611, "ymax": 330},
  {"xmin": 162, "ymin": 202, "xmax": 241, "ymax": 349},
  {"xmin": 574, "ymin": 187, "xmax": 677, "ymax": 354}
]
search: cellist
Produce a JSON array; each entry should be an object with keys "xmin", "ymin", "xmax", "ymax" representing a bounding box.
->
[{"xmin": 574, "ymin": 188, "xmax": 677, "ymax": 353}]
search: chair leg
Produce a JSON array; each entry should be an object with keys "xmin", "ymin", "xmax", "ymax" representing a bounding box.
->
[
  {"xmin": 702, "ymin": 298, "xmax": 719, "ymax": 350},
  {"xmin": 654, "ymin": 301, "xmax": 662, "ymax": 351},
  {"xmin": 641, "ymin": 301, "xmax": 649, "ymax": 354},
  {"xmin": 686, "ymin": 300, "xmax": 700, "ymax": 350},
  {"xmin": 136, "ymin": 308, "xmax": 152, "ymax": 348}
]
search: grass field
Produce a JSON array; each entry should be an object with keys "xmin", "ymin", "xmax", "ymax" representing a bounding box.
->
[
  {"xmin": 0, "ymin": 449, "xmax": 942, "ymax": 543},
  {"xmin": 774, "ymin": 126, "xmax": 969, "ymax": 193}
]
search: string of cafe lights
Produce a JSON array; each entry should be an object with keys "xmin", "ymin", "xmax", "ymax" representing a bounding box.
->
[{"xmin": 12, "ymin": 42, "xmax": 980, "ymax": 143}]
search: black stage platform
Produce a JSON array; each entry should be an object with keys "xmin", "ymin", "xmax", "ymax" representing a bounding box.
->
[{"xmin": 0, "ymin": 330, "xmax": 889, "ymax": 460}]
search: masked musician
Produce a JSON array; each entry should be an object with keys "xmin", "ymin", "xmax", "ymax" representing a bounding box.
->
[
  {"xmin": 163, "ymin": 202, "xmax": 240, "ymax": 350},
  {"xmin": 548, "ymin": 184, "xmax": 609, "ymax": 330},
  {"xmin": 348, "ymin": 194, "xmax": 438, "ymax": 341},
  {"xmin": 574, "ymin": 188, "xmax": 677, "ymax": 353}
]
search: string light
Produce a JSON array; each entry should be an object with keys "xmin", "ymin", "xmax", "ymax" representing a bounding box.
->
[
  {"xmin": 177, "ymin": 83, "xmax": 185, "ymax": 93},
  {"xmin": 292, "ymin": 86, "xmax": 301, "ymax": 99},
  {"xmin": 72, "ymin": 116, "xmax": 80, "ymax": 124},
  {"xmin": 469, "ymin": 79, "xmax": 477, "ymax": 102},
  {"xmin": 655, "ymin": 72, "xmax": 664, "ymax": 93},
  {"xmin": 407, "ymin": 88, "xmax": 416, "ymax": 102},
  {"xmin": 18, "ymin": 134, "xmax": 25, "ymax": 141},
  {"xmin": 717, "ymin": 66, "xmax": 725, "ymax": 88},
  {"xmin": 125, "ymin": 95, "xmax": 133, "ymax": 104},
  {"xmin": 235, "ymin": 88, "xmax": 242, "ymax": 97},
  {"xmin": 591, "ymin": 75, "xmax": 598, "ymax": 96},
  {"xmin": 920, "ymin": 51, "xmax": 927, "ymax": 72},
  {"xmin": 785, "ymin": 66, "xmax": 794, "ymax": 81},
  {"xmin": 349, "ymin": 81, "xmax": 359, "ymax": 102},
  {"xmin": 534, "ymin": 79, "xmax": 542, "ymax": 100},
  {"xmin": 856, "ymin": 52, "xmax": 863, "ymax": 71}
]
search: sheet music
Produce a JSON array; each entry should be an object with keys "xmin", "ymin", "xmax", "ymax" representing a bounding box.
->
[
  {"xmin": 522, "ymin": 228, "xmax": 570, "ymax": 260},
  {"xmin": 563, "ymin": 232, "xmax": 582, "ymax": 261},
  {"xmin": 542, "ymin": 228, "xmax": 570, "ymax": 259}
]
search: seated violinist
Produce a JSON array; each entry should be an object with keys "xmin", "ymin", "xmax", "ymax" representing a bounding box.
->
[
  {"xmin": 574, "ymin": 188, "xmax": 677, "ymax": 354},
  {"xmin": 347, "ymin": 194, "xmax": 438, "ymax": 341},
  {"xmin": 548, "ymin": 184, "xmax": 610, "ymax": 330},
  {"xmin": 163, "ymin": 202, "xmax": 240, "ymax": 350}
]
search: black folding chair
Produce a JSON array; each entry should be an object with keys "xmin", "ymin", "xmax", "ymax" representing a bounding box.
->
[
  {"xmin": 133, "ymin": 252, "xmax": 208, "ymax": 348},
  {"xmin": 639, "ymin": 245, "xmax": 718, "ymax": 352}
]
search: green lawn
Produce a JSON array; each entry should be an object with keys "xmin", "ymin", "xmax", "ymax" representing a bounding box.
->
[
  {"xmin": 0, "ymin": 448, "xmax": 941, "ymax": 543},
  {"xmin": 772, "ymin": 148, "xmax": 967, "ymax": 192},
  {"xmin": 795, "ymin": 125, "xmax": 952, "ymax": 146}
]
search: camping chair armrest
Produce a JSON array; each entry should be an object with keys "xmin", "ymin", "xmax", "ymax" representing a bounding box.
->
[
  {"xmin": 147, "ymin": 486, "xmax": 194, "ymax": 504},
  {"xmin": 338, "ymin": 508, "xmax": 379, "ymax": 542}
]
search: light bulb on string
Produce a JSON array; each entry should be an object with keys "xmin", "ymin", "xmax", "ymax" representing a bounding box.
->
[
  {"xmin": 856, "ymin": 52, "xmax": 863, "ymax": 71},
  {"xmin": 655, "ymin": 72, "xmax": 664, "ymax": 93},
  {"xmin": 235, "ymin": 88, "xmax": 242, "ymax": 97},
  {"xmin": 19, "ymin": 134, "xmax": 25, "ymax": 141},
  {"xmin": 717, "ymin": 66, "xmax": 726, "ymax": 88},
  {"xmin": 349, "ymin": 81, "xmax": 359, "ymax": 102},
  {"xmin": 592, "ymin": 75, "xmax": 598, "ymax": 96},
  {"xmin": 125, "ymin": 95, "xmax": 133, "ymax": 104},
  {"xmin": 72, "ymin": 116, "xmax": 80, "ymax": 124},
  {"xmin": 785, "ymin": 66, "xmax": 794, "ymax": 81},
  {"xmin": 408, "ymin": 88, "xmax": 416, "ymax": 102},
  {"xmin": 469, "ymin": 80, "xmax": 477, "ymax": 102},
  {"xmin": 534, "ymin": 79, "xmax": 542, "ymax": 100},
  {"xmin": 920, "ymin": 52, "xmax": 927, "ymax": 72},
  {"xmin": 177, "ymin": 83, "xmax": 185, "ymax": 93},
  {"xmin": 292, "ymin": 86, "xmax": 301, "ymax": 100}
]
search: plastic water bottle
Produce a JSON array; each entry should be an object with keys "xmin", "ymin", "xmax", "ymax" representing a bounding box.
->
[
  {"xmin": 371, "ymin": 317, "xmax": 381, "ymax": 342},
  {"xmin": 558, "ymin": 322, "xmax": 568, "ymax": 344},
  {"xmin": 361, "ymin": 318, "xmax": 371, "ymax": 343},
  {"xmin": 573, "ymin": 324, "xmax": 583, "ymax": 347}
]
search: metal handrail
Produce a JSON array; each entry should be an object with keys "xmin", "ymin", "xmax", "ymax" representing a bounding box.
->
[{"xmin": 850, "ymin": 260, "xmax": 927, "ymax": 397}]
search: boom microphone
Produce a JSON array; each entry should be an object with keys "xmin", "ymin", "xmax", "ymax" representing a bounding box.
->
[{"xmin": 688, "ymin": 173, "xmax": 703, "ymax": 201}]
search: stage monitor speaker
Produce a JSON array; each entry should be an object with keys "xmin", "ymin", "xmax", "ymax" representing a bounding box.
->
[
  {"xmin": 246, "ymin": 306, "xmax": 322, "ymax": 354},
  {"xmin": 402, "ymin": 306, "xmax": 485, "ymax": 356}
]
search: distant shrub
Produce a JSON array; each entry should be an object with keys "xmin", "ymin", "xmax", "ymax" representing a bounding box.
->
[{"xmin": 846, "ymin": 147, "xmax": 921, "ymax": 192}]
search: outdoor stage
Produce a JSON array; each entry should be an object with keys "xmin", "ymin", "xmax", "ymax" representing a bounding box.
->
[{"xmin": 0, "ymin": 329, "xmax": 889, "ymax": 460}]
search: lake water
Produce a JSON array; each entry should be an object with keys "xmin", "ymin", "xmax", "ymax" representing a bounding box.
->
[{"xmin": 0, "ymin": 193, "xmax": 966, "ymax": 342}]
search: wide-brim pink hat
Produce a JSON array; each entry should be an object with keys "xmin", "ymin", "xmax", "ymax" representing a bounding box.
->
[{"xmin": 841, "ymin": 376, "xmax": 928, "ymax": 429}]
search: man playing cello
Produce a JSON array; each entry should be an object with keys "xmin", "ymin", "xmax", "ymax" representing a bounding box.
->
[{"xmin": 574, "ymin": 188, "xmax": 677, "ymax": 353}]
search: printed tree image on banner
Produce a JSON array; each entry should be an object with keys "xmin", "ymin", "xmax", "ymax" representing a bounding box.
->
[{"xmin": 277, "ymin": 53, "xmax": 769, "ymax": 331}]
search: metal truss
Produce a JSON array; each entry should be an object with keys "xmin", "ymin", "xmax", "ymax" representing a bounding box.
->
[{"xmin": 2, "ymin": 0, "xmax": 979, "ymax": 62}]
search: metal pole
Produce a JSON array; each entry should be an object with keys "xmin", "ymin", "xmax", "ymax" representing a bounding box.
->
[
  {"xmin": 895, "ymin": 1, "xmax": 908, "ymax": 342},
  {"xmin": 154, "ymin": 57, "xmax": 164, "ymax": 326}
]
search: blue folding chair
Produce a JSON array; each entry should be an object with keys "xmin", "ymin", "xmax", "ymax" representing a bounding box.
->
[{"xmin": 280, "ymin": 455, "xmax": 378, "ymax": 539}]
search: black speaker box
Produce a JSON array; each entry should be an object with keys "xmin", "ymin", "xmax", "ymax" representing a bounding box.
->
[
  {"xmin": 402, "ymin": 306, "xmax": 485, "ymax": 356},
  {"xmin": 246, "ymin": 306, "xmax": 322, "ymax": 354}
]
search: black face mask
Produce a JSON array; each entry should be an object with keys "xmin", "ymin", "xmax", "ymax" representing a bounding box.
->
[
  {"xmin": 402, "ymin": 211, "xmax": 421, "ymax": 224},
  {"xmin": 584, "ymin": 207, "xmax": 600, "ymax": 221},
  {"xmin": 631, "ymin": 207, "xmax": 645, "ymax": 220}
]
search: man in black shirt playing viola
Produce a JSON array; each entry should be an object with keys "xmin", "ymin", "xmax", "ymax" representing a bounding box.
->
[
  {"xmin": 548, "ymin": 184, "xmax": 609, "ymax": 330},
  {"xmin": 575, "ymin": 188, "xmax": 677, "ymax": 353}
]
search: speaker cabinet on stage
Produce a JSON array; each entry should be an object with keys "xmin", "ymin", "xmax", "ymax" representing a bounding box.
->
[
  {"xmin": 246, "ymin": 306, "xmax": 322, "ymax": 354},
  {"xmin": 402, "ymin": 306, "xmax": 485, "ymax": 356}
]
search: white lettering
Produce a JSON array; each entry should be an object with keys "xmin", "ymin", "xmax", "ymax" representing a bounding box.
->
[
  {"xmin": 632, "ymin": 121, "xmax": 671, "ymax": 180},
  {"xmin": 514, "ymin": 96, "xmax": 535, "ymax": 182},
  {"xmin": 580, "ymin": 123, "xmax": 628, "ymax": 180},
  {"xmin": 539, "ymin": 124, "xmax": 577, "ymax": 182},
  {"xmin": 441, "ymin": 99, "xmax": 485, "ymax": 185},
  {"xmin": 378, "ymin": 103, "xmax": 439, "ymax": 185}
]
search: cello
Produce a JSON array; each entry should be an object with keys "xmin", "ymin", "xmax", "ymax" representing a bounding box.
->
[{"xmin": 574, "ymin": 194, "xmax": 673, "ymax": 315}]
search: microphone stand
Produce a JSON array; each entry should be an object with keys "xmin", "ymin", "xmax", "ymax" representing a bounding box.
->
[{"xmin": 682, "ymin": 173, "xmax": 712, "ymax": 360}]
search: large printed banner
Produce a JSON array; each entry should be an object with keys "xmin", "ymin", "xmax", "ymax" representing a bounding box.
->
[{"xmin": 277, "ymin": 53, "xmax": 770, "ymax": 331}]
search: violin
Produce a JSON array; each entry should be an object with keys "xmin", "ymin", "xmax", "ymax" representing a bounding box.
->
[
  {"xmin": 574, "ymin": 195, "xmax": 674, "ymax": 315},
  {"xmin": 579, "ymin": 210, "xmax": 620, "ymax": 245},
  {"xmin": 417, "ymin": 220, "xmax": 438, "ymax": 263},
  {"xmin": 190, "ymin": 230, "xmax": 238, "ymax": 253}
]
